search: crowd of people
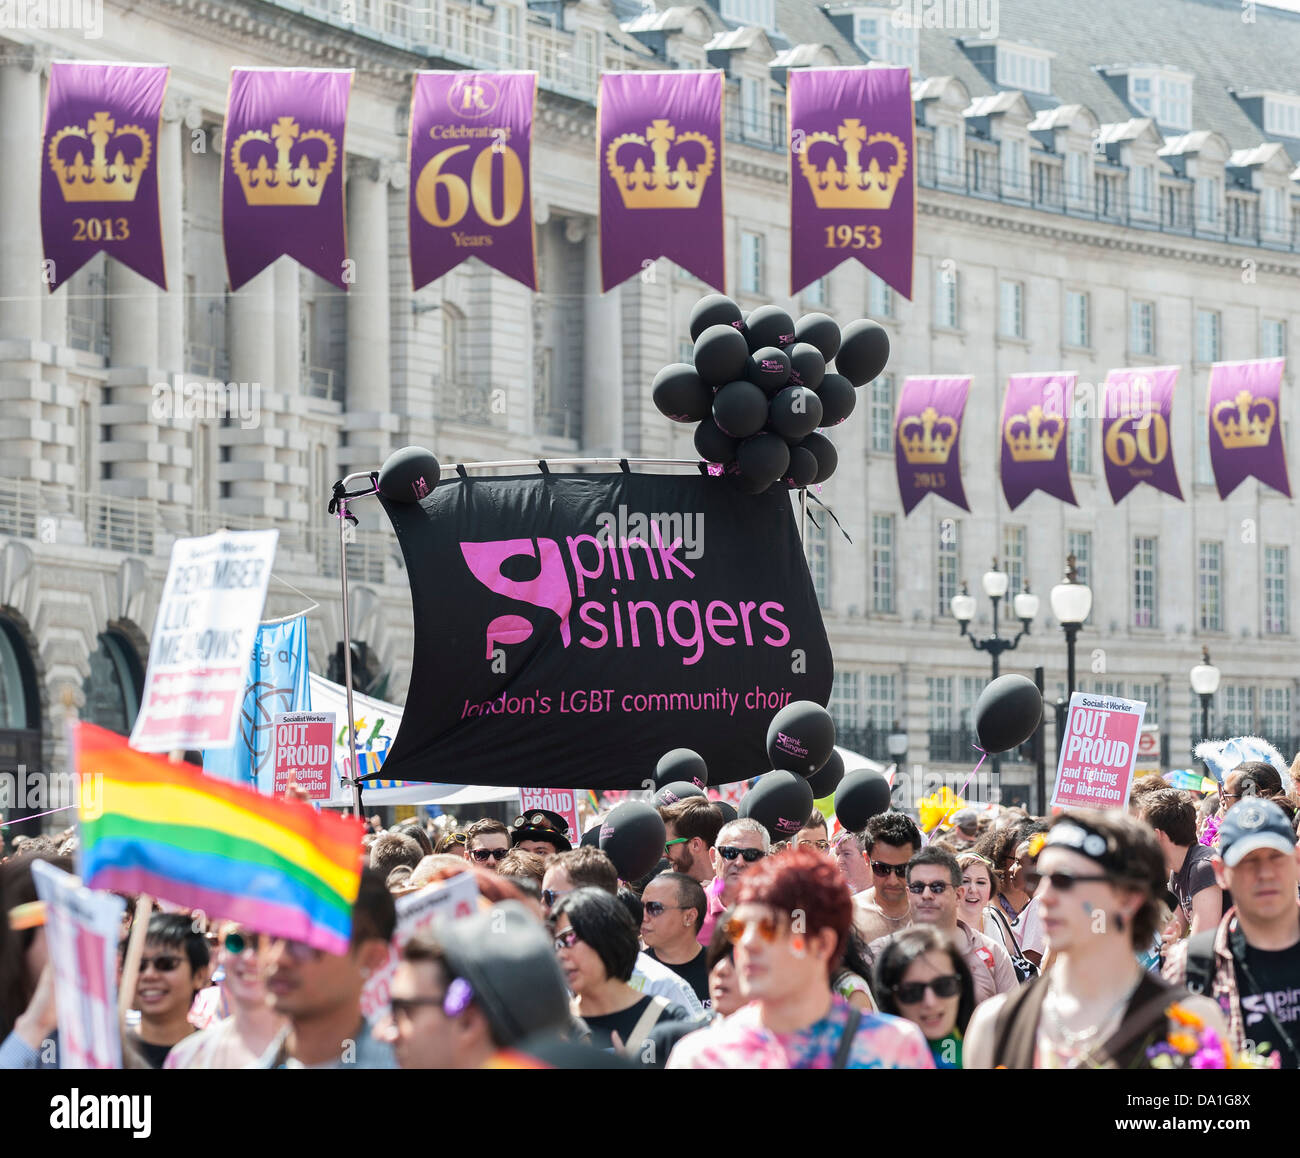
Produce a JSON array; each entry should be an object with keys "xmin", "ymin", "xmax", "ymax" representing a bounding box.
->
[{"xmin": 2, "ymin": 757, "xmax": 1299, "ymax": 1070}]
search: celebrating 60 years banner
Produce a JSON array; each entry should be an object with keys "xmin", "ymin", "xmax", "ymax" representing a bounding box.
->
[{"xmin": 375, "ymin": 473, "xmax": 832, "ymax": 789}]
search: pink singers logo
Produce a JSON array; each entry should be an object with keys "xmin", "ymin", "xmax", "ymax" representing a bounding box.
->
[{"xmin": 460, "ymin": 538, "xmax": 573, "ymax": 658}]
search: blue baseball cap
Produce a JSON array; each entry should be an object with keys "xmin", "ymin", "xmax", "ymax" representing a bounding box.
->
[{"xmin": 1218, "ymin": 798, "xmax": 1296, "ymax": 867}]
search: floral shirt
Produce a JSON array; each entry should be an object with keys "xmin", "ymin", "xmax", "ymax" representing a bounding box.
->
[{"xmin": 665, "ymin": 997, "xmax": 935, "ymax": 1069}]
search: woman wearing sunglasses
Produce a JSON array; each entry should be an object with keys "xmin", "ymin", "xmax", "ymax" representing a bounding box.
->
[
  {"xmin": 551, "ymin": 888, "xmax": 693, "ymax": 1063},
  {"xmin": 165, "ymin": 925, "xmax": 286, "ymax": 1069},
  {"xmin": 965, "ymin": 810, "xmax": 1227, "ymax": 1069},
  {"xmin": 875, "ymin": 928, "xmax": 975, "ymax": 1068},
  {"xmin": 667, "ymin": 848, "xmax": 933, "ymax": 1069}
]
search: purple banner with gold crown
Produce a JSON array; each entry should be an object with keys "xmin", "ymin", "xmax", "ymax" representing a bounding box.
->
[
  {"xmin": 41, "ymin": 62, "xmax": 168, "ymax": 292},
  {"xmin": 599, "ymin": 71, "xmax": 724, "ymax": 293},
  {"xmin": 1102, "ymin": 366, "xmax": 1183, "ymax": 504},
  {"xmin": 789, "ymin": 67, "xmax": 915, "ymax": 300},
  {"xmin": 409, "ymin": 71, "xmax": 537, "ymax": 291},
  {"xmin": 1000, "ymin": 372, "xmax": 1078, "ymax": 510},
  {"xmin": 895, "ymin": 375, "xmax": 970, "ymax": 515},
  {"xmin": 222, "ymin": 68, "xmax": 352, "ymax": 292},
  {"xmin": 1207, "ymin": 358, "xmax": 1290, "ymax": 499}
]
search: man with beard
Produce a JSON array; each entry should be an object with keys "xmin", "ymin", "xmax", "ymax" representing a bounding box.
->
[{"xmin": 658, "ymin": 797, "xmax": 725, "ymax": 944}]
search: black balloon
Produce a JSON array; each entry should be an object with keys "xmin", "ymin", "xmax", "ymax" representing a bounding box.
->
[
  {"xmin": 786, "ymin": 343, "xmax": 826, "ymax": 393},
  {"xmin": 974, "ymin": 675, "xmax": 1044, "ymax": 754},
  {"xmin": 794, "ymin": 312, "xmax": 842, "ymax": 362},
  {"xmin": 816, "ymin": 373, "xmax": 857, "ymax": 427},
  {"xmin": 715, "ymin": 800, "xmax": 738, "ymax": 825},
  {"xmin": 746, "ymin": 305, "xmax": 797, "ymax": 351},
  {"xmin": 693, "ymin": 324, "xmax": 750, "ymax": 386},
  {"xmin": 800, "ymin": 432, "xmax": 838, "ymax": 483},
  {"xmin": 783, "ymin": 445, "xmax": 818, "ymax": 488},
  {"xmin": 599, "ymin": 802, "xmax": 667, "ymax": 882},
  {"xmin": 653, "ymin": 780, "xmax": 708, "ymax": 808},
  {"xmin": 689, "ymin": 294, "xmax": 744, "ymax": 341},
  {"xmin": 740, "ymin": 770, "xmax": 815, "ymax": 839},
  {"xmin": 806, "ymin": 747, "xmax": 845, "ymax": 798},
  {"xmin": 694, "ymin": 418, "xmax": 739, "ymax": 465},
  {"xmin": 580, "ymin": 823, "xmax": 601, "ymax": 848},
  {"xmin": 768, "ymin": 386, "xmax": 824, "ymax": 441},
  {"xmin": 655, "ymin": 748, "xmax": 709, "ymax": 790},
  {"xmin": 378, "ymin": 446, "xmax": 440, "ymax": 504},
  {"xmin": 737, "ymin": 432, "xmax": 790, "ymax": 486},
  {"xmin": 713, "ymin": 381, "xmax": 769, "ymax": 439},
  {"xmin": 834, "ymin": 769, "xmax": 893, "ymax": 832},
  {"xmin": 652, "ymin": 363, "xmax": 712, "ymax": 423},
  {"xmin": 745, "ymin": 346, "xmax": 792, "ymax": 395},
  {"xmin": 834, "ymin": 319, "xmax": 891, "ymax": 387},
  {"xmin": 766, "ymin": 699, "xmax": 835, "ymax": 776}
]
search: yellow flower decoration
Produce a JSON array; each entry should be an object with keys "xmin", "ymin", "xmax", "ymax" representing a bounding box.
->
[
  {"xmin": 1167, "ymin": 1004, "xmax": 1205, "ymax": 1031},
  {"xmin": 1027, "ymin": 832, "xmax": 1047, "ymax": 858},
  {"xmin": 1168, "ymin": 1032, "xmax": 1200, "ymax": 1055}
]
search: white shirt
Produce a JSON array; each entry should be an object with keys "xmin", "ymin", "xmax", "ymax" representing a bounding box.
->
[{"xmin": 630, "ymin": 950, "xmax": 704, "ymax": 1017}]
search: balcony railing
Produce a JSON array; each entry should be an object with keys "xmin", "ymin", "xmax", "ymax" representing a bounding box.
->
[
  {"xmin": 185, "ymin": 343, "xmax": 230, "ymax": 380},
  {"xmin": 306, "ymin": 366, "xmax": 342, "ymax": 403},
  {"xmin": 836, "ymin": 723, "xmax": 894, "ymax": 763}
]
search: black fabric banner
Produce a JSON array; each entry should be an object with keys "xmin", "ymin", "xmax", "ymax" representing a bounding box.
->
[{"xmin": 374, "ymin": 472, "xmax": 832, "ymax": 789}]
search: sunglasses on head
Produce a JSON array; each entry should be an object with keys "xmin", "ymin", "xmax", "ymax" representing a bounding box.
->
[
  {"xmin": 717, "ymin": 845, "xmax": 765, "ymax": 863},
  {"xmin": 871, "ymin": 860, "xmax": 909, "ymax": 879},
  {"xmin": 907, "ymin": 881, "xmax": 951, "ymax": 896},
  {"xmin": 1024, "ymin": 870, "xmax": 1111, "ymax": 893},
  {"xmin": 223, "ymin": 930, "xmax": 262, "ymax": 955},
  {"xmin": 894, "ymin": 975, "xmax": 962, "ymax": 1003},
  {"xmin": 139, "ymin": 954, "xmax": 184, "ymax": 973},
  {"xmin": 723, "ymin": 914, "xmax": 783, "ymax": 944},
  {"xmin": 470, "ymin": 847, "xmax": 510, "ymax": 862}
]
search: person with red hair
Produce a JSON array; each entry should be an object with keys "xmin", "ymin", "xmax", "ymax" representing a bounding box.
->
[{"xmin": 666, "ymin": 847, "xmax": 933, "ymax": 1069}]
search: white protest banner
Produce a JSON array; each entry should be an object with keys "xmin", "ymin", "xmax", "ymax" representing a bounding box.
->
[
  {"xmin": 519, "ymin": 787, "xmax": 581, "ymax": 845},
  {"xmin": 31, "ymin": 860, "xmax": 127, "ymax": 1069},
  {"xmin": 273, "ymin": 711, "xmax": 337, "ymax": 799},
  {"xmin": 360, "ymin": 870, "xmax": 481, "ymax": 1022},
  {"xmin": 130, "ymin": 529, "xmax": 278, "ymax": 752},
  {"xmin": 1049, "ymin": 692, "xmax": 1146, "ymax": 812}
]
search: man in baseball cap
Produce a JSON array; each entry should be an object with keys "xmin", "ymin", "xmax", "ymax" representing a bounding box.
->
[
  {"xmin": 375, "ymin": 900, "xmax": 572, "ymax": 1069},
  {"xmin": 511, "ymin": 809, "xmax": 572, "ymax": 858},
  {"xmin": 948, "ymin": 810, "xmax": 980, "ymax": 851},
  {"xmin": 1164, "ymin": 798, "xmax": 1300, "ymax": 1068}
]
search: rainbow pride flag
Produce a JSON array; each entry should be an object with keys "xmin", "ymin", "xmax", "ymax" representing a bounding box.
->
[{"xmin": 75, "ymin": 722, "xmax": 365, "ymax": 955}]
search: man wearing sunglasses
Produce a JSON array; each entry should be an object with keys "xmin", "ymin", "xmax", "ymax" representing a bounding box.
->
[
  {"xmin": 706, "ymin": 820, "xmax": 770, "ymax": 943},
  {"xmin": 123, "ymin": 913, "xmax": 211, "ymax": 1069},
  {"xmin": 867, "ymin": 847, "xmax": 1017, "ymax": 1006},
  {"xmin": 640, "ymin": 872, "xmax": 711, "ymax": 1006},
  {"xmin": 463, "ymin": 818, "xmax": 512, "ymax": 871},
  {"xmin": 793, "ymin": 810, "xmax": 831, "ymax": 856},
  {"xmin": 852, "ymin": 812, "xmax": 922, "ymax": 945}
]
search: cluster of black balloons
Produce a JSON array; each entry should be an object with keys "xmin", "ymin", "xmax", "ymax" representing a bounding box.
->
[{"xmin": 652, "ymin": 295, "xmax": 891, "ymax": 493}]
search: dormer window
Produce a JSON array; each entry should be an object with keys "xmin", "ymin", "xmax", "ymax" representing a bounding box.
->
[
  {"xmin": 995, "ymin": 43, "xmax": 1052, "ymax": 95},
  {"xmin": 852, "ymin": 7, "xmax": 919, "ymax": 70},
  {"xmin": 1125, "ymin": 68, "xmax": 1193, "ymax": 131},
  {"xmin": 719, "ymin": 0, "xmax": 776, "ymax": 33},
  {"xmin": 1263, "ymin": 93, "xmax": 1300, "ymax": 138}
]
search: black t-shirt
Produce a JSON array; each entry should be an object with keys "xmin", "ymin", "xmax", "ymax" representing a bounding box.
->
[
  {"xmin": 581, "ymin": 995, "xmax": 693, "ymax": 1055},
  {"xmin": 645, "ymin": 946, "xmax": 711, "ymax": 1008},
  {"xmin": 1232, "ymin": 927, "xmax": 1300, "ymax": 1069},
  {"xmin": 1171, "ymin": 843, "xmax": 1219, "ymax": 924},
  {"xmin": 125, "ymin": 1031, "xmax": 185, "ymax": 1070}
]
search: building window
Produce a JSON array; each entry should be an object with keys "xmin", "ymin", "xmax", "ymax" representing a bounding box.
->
[
  {"xmin": 1262, "ymin": 318, "xmax": 1287, "ymax": 359},
  {"xmin": 852, "ymin": 8, "xmax": 919, "ymax": 69},
  {"xmin": 1261, "ymin": 686, "xmax": 1292, "ymax": 746},
  {"xmin": 740, "ymin": 231, "xmax": 763, "ymax": 294},
  {"xmin": 1067, "ymin": 530, "xmax": 1092, "ymax": 590},
  {"xmin": 937, "ymin": 520, "xmax": 960, "ymax": 617},
  {"xmin": 1264, "ymin": 94, "xmax": 1300, "ymax": 137},
  {"xmin": 1130, "ymin": 681, "xmax": 1161, "ymax": 725},
  {"xmin": 1003, "ymin": 526, "xmax": 1026, "ymax": 595},
  {"xmin": 927, "ymin": 676, "xmax": 955, "ymax": 732},
  {"xmin": 1133, "ymin": 536, "xmax": 1157, "ymax": 627},
  {"xmin": 872, "ymin": 514, "xmax": 895, "ymax": 614},
  {"xmin": 678, "ymin": 339, "xmax": 694, "ymax": 365},
  {"xmin": 957, "ymin": 675, "xmax": 983, "ymax": 729},
  {"xmin": 719, "ymin": 0, "xmax": 776, "ymax": 30},
  {"xmin": 830, "ymin": 669, "xmax": 861, "ymax": 729},
  {"xmin": 995, "ymin": 44, "xmax": 1052, "ymax": 95},
  {"xmin": 870, "ymin": 376, "xmax": 894, "ymax": 452},
  {"xmin": 1198, "ymin": 540, "xmax": 1222, "ymax": 631},
  {"xmin": 1221, "ymin": 684, "xmax": 1255, "ymax": 735},
  {"xmin": 1195, "ymin": 412, "xmax": 1214, "ymax": 485},
  {"xmin": 1196, "ymin": 175, "xmax": 1222, "ymax": 228},
  {"xmin": 865, "ymin": 672, "xmax": 897, "ymax": 728},
  {"xmin": 1265, "ymin": 545, "xmax": 1289, "ymax": 634},
  {"xmin": 806, "ymin": 517, "xmax": 829, "ymax": 610},
  {"xmin": 935, "ymin": 123, "xmax": 960, "ymax": 181},
  {"xmin": 1130, "ymin": 300, "xmax": 1155, "ymax": 356},
  {"xmin": 1262, "ymin": 186, "xmax": 1288, "ymax": 236},
  {"xmin": 82, "ymin": 632, "xmax": 144, "ymax": 737},
  {"xmin": 934, "ymin": 266, "xmax": 959, "ymax": 329},
  {"xmin": 1066, "ymin": 151, "xmax": 1086, "ymax": 201},
  {"xmin": 1127, "ymin": 70, "xmax": 1192, "ymax": 131},
  {"xmin": 803, "ymin": 276, "xmax": 829, "ymax": 307},
  {"xmin": 999, "ymin": 280, "xmax": 1024, "ymax": 339},
  {"xmin": 1065, "ymin": 290, "xmax": 1090, "ymax": 348},
  {"xmin": 1132, "ymin": 164, "xmax": 1154, "ymax": 214},
  {"xmin": 868, "ymin": 274, "xmax": 893, "ymax": 319},
  {"xmin": 1000, "ymin": 137, "xmax": 1027, "ymax": 195},
  {"xmin": 1068, "ymin": 413, "xmax": 1091, "ymax": 475},
  {"xmin": 1196, "ymin": 309, "xmax": 1220, "ymax": 363}
]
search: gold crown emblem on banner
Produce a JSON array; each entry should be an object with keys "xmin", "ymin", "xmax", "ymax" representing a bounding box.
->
[
  {"xmin": 798, "ymin": 119, "xmax": 907, "ymax": 211},
  {"xmin": 48, "ymin": 112, "xmax": 152, "ymax": 203},
  {"xmin": 605, "ymin": 119, "xmax": 715, "ymax": 210},
  {"xmin": 1212, "ymin": 389, "xmax": 1276, "ymax": 448},
  {"xmin": 899, "ymin": 407, "xmax": 958, "ymax": 464},
  {"xmin": 1004, "ymin": 405, "xmax": 1066, "ymax": 462},
  {"xmin": 231, "ymin": 116, "xmax": 338, "ymax": 207}
]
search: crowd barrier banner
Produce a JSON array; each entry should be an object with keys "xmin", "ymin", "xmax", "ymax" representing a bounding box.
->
[
  {"xmin": 41, "ymin": 61, "xmax": 168, "ymax": 292},
  {"xmin": 376, "ymin": 471, "xmax": 832, "ymax": 788}
]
